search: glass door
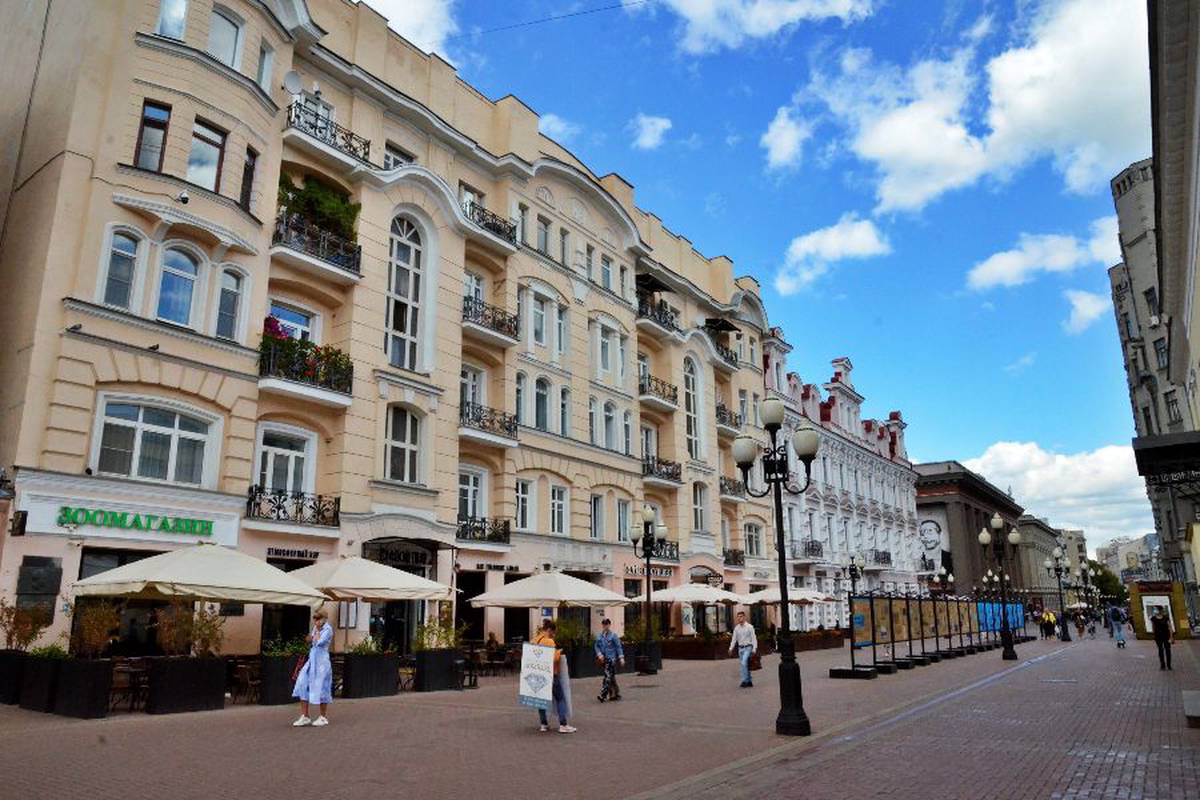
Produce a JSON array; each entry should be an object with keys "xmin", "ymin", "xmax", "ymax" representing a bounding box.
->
[
  {"xmin": 458, "ymin": 471, "xmax": 482, "ymax": 520},
  {"xmin": 258, "ymin": 431, "xmax": 306, "ymax": 493}
]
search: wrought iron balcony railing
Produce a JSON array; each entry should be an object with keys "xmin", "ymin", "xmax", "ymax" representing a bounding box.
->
[
  {"xmin": 246, "ymin": 486, "xmax": 340, "ymax": 527},
  {"xmin": 790, "ymin": 539, "xmax": 824, "ymax": 560},
  {"xmin": 462, "ymin": 200, "xmax": 517, "ymax": 244},
  {"xmin": 715, "ymin": 402, "xmax": 743, "ymax": 429},
  {"xmin": 869, "ymin": 549, "xmax": 893, "ymax": 566},
  {"xmin": 636, "ymin": 296, "xmax": 682, "ymax": 333},
  {"xmin": 642, "ymin": 455, "xmax": 682, "ymax": 483},
  {"xmin": 460, "ymin": 401, "xmax": 519, "ymax": 440},
  {"xmin": 462, "ymin": 296, "xmax": 519, "ymax": 340},
  {"xmin": 719, "ymin": 476, "xmax": 746, "ymax": 498},
  {"xmin": 456, "ymin": 515, "xmax": 512, "ymax": 544},
  {"xmin": 723, "ymin": 548, "xmax": 746, "ymax": 567},
  {"xmin": 714, "ymin": 341, "xmax": 739, "ymax": 368},
  {"xmin": 258, "ymin": 336, "xmax": 353, "ymax": 395},
  {"xmin": 272, "ymin": 213, "xmax": 362, "ymax": 275},
  {"xmin": 652, "ymin": 539, "xmax": 680, "ymax": 562},
  {"xmin": 286, "ymin": 101, "xmax": 372, "ymax": 164},
  {"xmin": 638, "ymin": 373, "xmax": 678, "ymax": 405}
]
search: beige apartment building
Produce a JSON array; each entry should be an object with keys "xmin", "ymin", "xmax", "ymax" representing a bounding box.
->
[{"xmin": 0, "ymin": 0, "xmax": 785, "ymax": 653}]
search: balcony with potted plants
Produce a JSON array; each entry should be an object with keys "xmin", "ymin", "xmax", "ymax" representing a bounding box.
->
[
  {"xmin": 257, "ymin": 317, "xmax": 354, "ymax": 409},
  {"xmin": 271, "ymin": 176, "xmax": 362, "ymax": 285},
  {"xmin": 462, "ymin": 296, "xmax": 520, "ymax": 348},
  {"xmin": 638, "ymin": 373, "xmax": 678, "ymax": 412}
]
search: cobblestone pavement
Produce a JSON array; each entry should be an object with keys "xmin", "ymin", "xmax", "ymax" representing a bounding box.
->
[{"xmin": 0, "ymin": 635, "xmax": 1194, "ymax": 799}]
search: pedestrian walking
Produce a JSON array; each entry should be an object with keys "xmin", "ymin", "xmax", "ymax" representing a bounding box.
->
[
  {"xmin": 292, "ymin": 608, "xmax": 333, "ymax": 727},
  {"xmin": 533, "ymin": 619, "xmax": 575, "ymax": 733},
  {"xmin": 1111, "ymin": 606, "xmax": 1128, "ymax": 648},
  {"xmin": 594, "ymin": 618, "xmax": 624, "ymax": 702},
  {"xmin": 728, "ymin": 610, "xmax": 758, "ymax": 688},
  {"xmin": 1149, "ymin": 606, "xmax": 1175, "ymax": 670}
]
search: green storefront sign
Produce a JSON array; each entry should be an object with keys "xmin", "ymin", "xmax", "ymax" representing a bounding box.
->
[{"xmin": 56, "ymin": 506, "xmax": 214, "ymax": 536}]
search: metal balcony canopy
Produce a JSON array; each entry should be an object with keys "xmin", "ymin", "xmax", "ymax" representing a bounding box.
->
[
  {"xmin": 635, "ymin": 272, "xmax": 674, "ymax": 294},
  {"xmin": 704, "ymin": 317, "xmax": 740, "ymax": 333}
]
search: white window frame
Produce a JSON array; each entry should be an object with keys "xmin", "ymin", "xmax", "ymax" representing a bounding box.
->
[
  {"xmin": 211, "ymin": 265, "xmax": 249, "ymax": 342},
  {"xmin": 460, "ymin": 364, "xmax": 486, "ymax": 408},
  {"xmin": 550, "ymin": 485, "xmax": 568, "ymax": 536},
  {"xmin": 464, "ymin": 271, "xmax": 484, "ymax": 302},
  {"xmin": 268, "ymin": 297, "xmax": 320, "ymax": 343},
  {"xmin": 255, "ymin": 40, "xmax": 273, "ymax": 92},
  {"xmin": 745, "ymin": 523, "xmax": 763, "ymax": 557},
  {"xmin": 515, "ymin": 479, "xmax": 535, "ymax": 531},
  {"xmin": 457, "ymin": 465, "xmax": 488, "ymax": 520},
  {"xmin": 385, "ymin": 404, "xmax": 423, "ymax": 485},
  {"xmin": 599, "ymin": 327, "xmax": 612, "ymax": 373},
  {"xmin": 533, "ymin": 297, "xmax": 547, "ymax": 346},
  {"xmin": 555, "ymin": 306, "xmax": 566, "ymax": 356},
  {"xmin": 590, "ymin": 494, "xmax": 604, "ymax": 540},
  {"xmin": 559, "ymin": 386, "xmax": 571, "ymax": 435},
  {"xmin": 515, "ymin": 372, "xmax": 527, "ymax": 425},
  {"xmin": 89, "ymin": 392, "xmax": 223, "ymax": 489},
  {"xmin": 600, "ymin": 255, "xmax": 612, "ymax": 289},
  {"xmin": 588, "ymin": 397, "xmax": 598, "ymax": 444},
  {"xmin": 253, "ymin": 421, "xmax": 317, "ymax": 494},
  {"xmin": 692, "ymin": 482, "xmax": 707, "ymax": 531},
  {"xmin": 386, "ymin": 215, "xmax": 426, "ymax": 372},
  {"xmin": 623, "ymin": 410, "xmax": 632, "ymax": 455},
  {"xmin": 617, "ymin": 499, "xmax": 631, "ymax": 543},
  {"xmin": 534, "ymin": 377, "xmax": 551, "ymax": 431},
  {"xmin": 96, "ymin": 224, "xmax": 149, "ymax": 313},
  {"xmin": 684, "ymin": 357, "xmax": 700, "ymax": 460},
  {"xmin": 156, "ymin": 0, "xmax": 188, "ymax": 39},
  {"xmin": 206, "ymin": 6, "xmax": 244, "ymax": 70},
  {"xmin": 603, "ymin": 401, "xmax": 616, "ymax": 449},
  {"xmin": 153, "ymin": 241, "xmax": 207, "ymax": 329}
]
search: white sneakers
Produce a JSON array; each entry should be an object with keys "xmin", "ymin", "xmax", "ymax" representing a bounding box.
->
[
  {"xmin": 558, "ymin": 725, "xmax": 577, "ymax": 734},
  {"xmin": 292, "ymin": 715, "xmax": 311, "ymax": 727},
  {"xmin": 312, "ymin": 716, "xmax": 329, "ymax": 727},
  {"xmin": 539, "ymin": 724, "xmax": 549, "ymax": 732}
]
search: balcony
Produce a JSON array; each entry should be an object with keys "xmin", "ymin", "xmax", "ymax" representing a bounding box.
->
[
  {"xmin": 712, "ymin": 341, "xmax": 740, "ymax": 372},
  {"xmin": 459, "ymin": 401, "xmax": 519, "ymax": 447},
  {"xmin": 651, "ymin": 539, "xmax": 680, "ymax": 562},
  {"xmin": 245, "ymin": 486, "xmax": 340, "ymax": 529},
  {"xmin": 642, "ymin": 455, "xmax": 682, "ymax": 487},
  {"xmin": 638, "ymin": 374, "xmax": 678, "ymax": 412},
  {"xmin": 462, "ymin": 297, "xmax": 520, "ymax": 347},
  {"xmin": 790, "ymin": 539, "xmax": 824, "ymax": 562},
  {"xmin": 723, "ymin": 548, "xmax": 746, "ymax": 568},
  {"xmin": 270, "ymin": 213, "xmax": 362, "ymax": 285},
  {"xmin": 456, "ymin": 515, "xmax": 512, "ymax": 546},
  {"xmin": 283, "ymin": 101, "xmax": 373, "ymax": 173},
  {"xmin": 715, "ymin": 403, "xmax": 743, "ymax": 437},
  {"xmin": 719, "ymin": 476, "xmax": 746, "ymax": 502},
  {"xmin": 636, "ymin": 296, "xmax": 682, "ymax": 337},
  {"xmin": 462, "ymin": 200, "xmax": 517, "ymax": 245},
  {"xmin": 864, "ymin": 549, "xmax": 893, "ymax": 570},
  {"xmin": 257, "ymin": 333, "xmax": 353, "ymax": 409}
]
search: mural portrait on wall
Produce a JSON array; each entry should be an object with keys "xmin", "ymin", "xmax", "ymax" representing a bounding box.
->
[{"xmin": 918, "ymin": 508, "xmax": 953, "ymax": 573}]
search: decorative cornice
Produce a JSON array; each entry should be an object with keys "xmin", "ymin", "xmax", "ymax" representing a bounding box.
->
[
  {"xmin": 112, "ymin": 188, "xmax": 260, "ymax": 255},
  {"xmin": 134, "ymin": 33, "xmax": 278, "ymax": 115},
  {"xmin": 372, "ymin": 368, "xmax": 444, "ymax": 397}
]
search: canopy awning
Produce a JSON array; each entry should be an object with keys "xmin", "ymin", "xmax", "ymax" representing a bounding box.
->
[
  {"xmin": 648, "ymin": 584, "xmax": 744, "ymax": 605},
  {"xmin": 471, "ymin": 572, "xmax": 631, "ymax": 608},
  {"xmin": 290, "ymin": 555, "xmax": 453, "ymax": 602},
  {"xmin": 704, "ymin": 317, "xmax": 740, "ymax": 333},
  {"xmin": 742, "ymin": 587, "xmax": 835, "ymax": 606},
  {"xmin": 72, "ymin": 542, "xmax": 328, "ymax": 607}
]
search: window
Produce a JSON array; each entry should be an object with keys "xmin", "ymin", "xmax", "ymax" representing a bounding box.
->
[
  {"xmin": 745, "ymin": 523, "xmax": 763, "ymax": 557},
  {"xmin": 386, "ymin": 405, "xmax": 420, "ymax": 483},
  {"xmin": 534, "ymin": 378, "xmax": 550, "ymax": 431},
  {"xmin": 559, "ymin": 387, "xmax": 570, "ymax": 435},
  {"xmin": 623, "ymin": 411, "xmax": 632, "ymax": 454},
  {"xmin": 206, "ymin": 7, "xmax": 242, "ymax": 68},
  {"xmin": 1141, "ymin": 406, "xmax": 1155, "ymax": 434},
  {"xmin": 258, "ymin": 430, "xmax": 307, "ymax": 493},
  {"xmin": 555, "ymin": 306, "xmax": 566, "ymax": 356},
  {"xmin": 590, "ymin": 494, "xmax": 603, "ymax": 540},
  {"xmin": 156, "ymin": 247, "xmax": 199, "ymax": 326},
  {"xmin": 559, "ymin": 229, "xmax": 569, "ymax": 264},
  {"xmin": 239, "ymin": 147, "xmax": 257, "ymax": 210},
  {"xmin": 618, "ymin": 336, "xmax": 627, "ymax": 383},
  {"xmin": 619, "ymin": 266, "xmax": 627, "ymax": 298},
  {"xmin": 156, "ymin": 0, "xmax": 187, "ymax": 39},
  {"xmin": 464, "ymin": 272, "xmax": 483, "ymax": 302},
  {"xmin": 550, "ymin": 486, "xmax": 567, "ymax": 535},
  {"xmin": 186, "ymin": 120, "xmax": 226, "ymax": 191},
  {"xmin": 537, "ymin": 217, "xmax": 550, "ymax": 254},
  {"xmin": 601, "ymin": 256, "xmax": 612, "ymax": 289},
  {"xmin": 458, "ymin": 470, "xmax": 482, "ymax": 519},
  {"xmin": 641, "ymin": 425, "xmax": 656, "ymax": 458},
  {"xmin": 516, "ymin": 204, "xmax": 528, "ymax": 244},
  {"xmin": 135, "ymin": 101, "xmax": 170, "ymax": 172},
  {"xmin": 1144, "ymin": 287, "xmax": 1159, "ymax": 317},
  {"xmin": 692, "ymin": 482, "xmax": 707, "ymax": 530},
  {"xmin": 599, "ymin": 329, "xmax": 612, "ymax": 372},
  {"xmin": 637, "ymin": 353, "xmax": 649, "ymax": 380},
  {"xmin": 1165, "ymin": 391, "xmax": 1183, "ymax": 424},
  {"xmin": 736, "ymin": 334, "xmax": 745, "ymax": 361},
  {"xmin": 459, "ymin": 182, "xmax": 483, "ymax": 209},
  {"xmin": 1122, "ymin": 313, "xmax": 1134, "ymax": 339},
  {"xmin": 721, "ymin": 518, "xmax": 730, "ymax": 548},
  {"xmin": 738, "ymin": 389, "xmax": 748, "ymax": 423},
  {"xmin": 383, "ymin": 143, "xmax": 414, "ymax": 169},
  {"xmin": 104, "ymin": 232, "xmax": 139, "ymax": 309},
  {"xmin": 214, "ymin": 270, "xmax": 242, "ymax": 340},
  {"xmin": 752, "ymin": 393, "xmax": 761, "ymax": 426},
  {"xmin": 533, "ymin": 298, "xmax": 547, "ymax": 345},
  {"xmin": 386, "ymin": 217, "xmax": 423, "ymax": 371},
  {"xmin": 588, "ymin": 397, "xmax": 597, "ymax": 444},
  {"xmin": 603, "ymin": 401, "xmax": 616, "ymax": 449},
  {"xmin": 460, "ymin": 366, "xmax": 483, "ymax": 408},
  {"xmin": 585, "ymin": 245, "xmax": 594, "ymax": 280},
  {"xmin": 749, "ymin": 337, "xmax": 757, "ymax": 365},
  {"xmin": 269, "ymin": 301, "xmax": 312, "ymax": 341},
  {"xmin": 255, "ymin": 42, "xmax": 273, "ymax": 91},
  {"xmin": 96, "ymin": 400, "xmax": 210, "ymax": 484},
  {"xmin": 1154, "ymin": 338, "xmax": 1169, "ymax": 369},
  {"xmin": 515, "ymin": 373, "xmax": 526, "ymax": 424},
  {"xmin": 515, "ymin": 480, "xmax": 532, "ymax": 530},
  {"xmin": 617, "ymin": 500, "xmax": 630, "ymax": 543},
  {"xmin": 684, "ymin": 358, "xmax": 700, "ymax": 459}
]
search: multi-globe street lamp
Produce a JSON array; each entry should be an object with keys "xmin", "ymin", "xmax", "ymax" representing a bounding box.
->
[
  {"xmin": 844, "ymin": 553, "xmax": 866, "ymax": 672},
  {"xmin": 733, "ymin": 397, "xmax": 820, "ymax": 737},
  {"xmin": 1043, "ymin": 548, "xmax": 1072, "ymax": 641},
  {"xmin": 978, "ymin": 512, "xmax": 1021, "ymax": 661},
  {"xmin": 629, "ymin": 505, "xmax": 670, "ymax": 675}
]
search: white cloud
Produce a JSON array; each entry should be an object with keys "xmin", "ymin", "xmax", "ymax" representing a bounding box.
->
[
  {"xmin": 964, "ymin": 442, "xmax": 1153, "ymax": 550},
  {"xmin": 538, "ymin": 113, "xmax": 581, "ymax": 144},
  {"xmin": 790, "ymin": 0, "xmax": 1149, "ymax": 212},
  {"xmin": 645, "ymin": 0, "xmax": 874, "ymax": 55},
  {"xmin": 966, "ymin": 215, "xmax": 1118, "ymax": 290},
  {"xmin": 630, "ymin": 113, "xmax": 673, "ymax": 150},
  {"xmin": 371, "ymin": 0, "xmax": 459, "ymax": 57},
  {"xmin": 1062, "ymin": 290, "xmax": 1111, "ymax": 335},
  {"xmin": 760, "ymin": 106, "xmax": 813, "ymax": 170},
  {"xmin": 775, "ymin": 212, "xmax": 890, "ymax": 293},
  {"xmin": 1002, "ymin": 352, "xmax": 1036, "ymax": 375}
]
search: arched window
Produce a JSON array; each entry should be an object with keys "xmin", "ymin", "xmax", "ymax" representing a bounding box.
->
[
  {"xmin": 683, "ymin": 357, "xmax": 700, "ymax": 459},
  {"xmin": 386, "ymin": 216, "xmax": 423, "ymax": 371},
  {"xmin": 386, "ymin": 405, "xmax": 421, "ymax": 484},
  {"xmin": 603, "ymin": 401, "xmax": 616, "ymax": 449},
  {"xmin": 206, "ymin": 6, "xmax": 243, "ymax": 69},
  {"xmin": 559, "ymin": 387, "xmax": 570, "ymax": 435},
  {"xmin": 157, "ymin": 247, "xmax": 199, "ymax": 326},
  {"xmin": 215, "ymin": 269, "xmax": 242, "ymax": 340},
  {"xmin": 514, "ymin": 372, "xmax": 526, "ymax": 424},
  {"xmin": 104, "ymin": 232, "xmax": 139, "ymax": 309},
  {"xmin": 588, "ymin": 397, "xmax": 598, "ymax": 444},
  {"xmin": 95, "ymin": 398, "xmax": 213, "ymax": 485},
  {"xmin": 534, "ymin": 378, "xmax": 550, "ymax": 431}
]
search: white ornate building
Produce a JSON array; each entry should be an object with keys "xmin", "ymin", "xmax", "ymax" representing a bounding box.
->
[{"xmin": 763, "ymin": 333, "xmax": 922, "ymax": 629}]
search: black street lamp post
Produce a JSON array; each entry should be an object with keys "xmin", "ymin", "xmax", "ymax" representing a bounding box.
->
[
  {"xmin": 1043, "ymin": 548, "xmax": 1072, "ymax": 642},
  {"xmin": 931, "ymin": 569, "xmax": 955, "ymax": 656},
  {"xmin": 979, "ymin": 511, "xmax": 1020, "ymax": 661},
  {"xmin": 733, "ymin": 397, "xmax": 819, "ymax": 737},
  {"xmin": 630, "ymin": 504, "xmax": 670, "ymax": 675}
]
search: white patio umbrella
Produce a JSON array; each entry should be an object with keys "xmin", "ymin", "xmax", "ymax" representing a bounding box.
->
[
  {"xmin": 470, "ymin": 571, "xmax": 630, "ymax": 608},
  {"xmin": 741, "ymin": 587, "xmax": 836, "ymax": 606},
  {"xmin": 648, "ymin": 584, "xmax": 745, "ymax": 605},
  {"xmin": 290, "ymin": 555, "xmax": 453, "ymax": 602},
  {"xmin": 72, "ymin": 542, "xmax": 327, "ymax": 607},
  {"xmin": 1066, "ymin": 601, "xmax": 1089, "ymax": 610}
]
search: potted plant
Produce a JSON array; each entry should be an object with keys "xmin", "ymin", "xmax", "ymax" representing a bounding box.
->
[
  {"xmin": 145, "ymin": 602, "xmax": 227, "ymax": 714},
  {"xmin": 19, "ymin": 643, "xmax": 67, "ymax": 713},
  {"xmin": 342, "ymin": 635, "xmax": 400, "ymax": 698},
  {"xmin": 0, "ymin": 598, "xmax": 48, "ymax": 704},
  {"xmin": 54, "ymin": 600, "xmax": 120, "ymax": 718},
  {"xmin": 413, "ymin": 606, "xmax": 466, "ymax": 692},
  {"xmin": 621, "ymin": 617, "xmax": 663, "ymax": 672},
  {"xmin": 553, "ymin": 616, "xmax": 600, "ymax": 678},
  {"xmin": 259, "ymin": 637, "xmax": 307, "ymax": 705}
]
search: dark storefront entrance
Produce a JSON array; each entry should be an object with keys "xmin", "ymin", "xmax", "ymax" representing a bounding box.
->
[
  {"xmin": 455, "ymin": 570, "xmax": 486, "ymax": 641},
  {"xmin": 260, "ymin": 550, "xmax": 318, "ymax": 643},
  {"xmin": 76, "ymin": 548, "xmax": 164, "ymax": 655},
  {"xmin": 503, "ymin": 572, "xmax": 531, "ymax": 642},
  {"xmin": 363, "ymin": 538, "xmax": 436, "ymax": 655}
]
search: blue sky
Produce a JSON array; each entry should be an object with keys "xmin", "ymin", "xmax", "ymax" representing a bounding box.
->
[{"xmin": 374, "ymin": 0, "xmax": 1151, "ymax": 548}]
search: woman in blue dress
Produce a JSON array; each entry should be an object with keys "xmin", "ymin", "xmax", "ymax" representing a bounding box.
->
[{"xmin": 292, "ymin": 608, "xmax": 333, "ymax": 727}]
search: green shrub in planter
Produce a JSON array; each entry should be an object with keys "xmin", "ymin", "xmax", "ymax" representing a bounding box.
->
[
  {"xmin": 0, "ymin": 598, "xmax": 50, "ymax": 705},
  {"xmin": 259, "ymin": 637, "xmax": 307, "ymax": 706}
]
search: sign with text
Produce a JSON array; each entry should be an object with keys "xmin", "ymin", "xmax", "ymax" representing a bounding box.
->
[
  {"xmin": 518, "ymin": 643, "xmax": 554, "ymax": 710},
  {"xmin": 851, "ymin": 597, "xmax": 873, "ymax": 649}
]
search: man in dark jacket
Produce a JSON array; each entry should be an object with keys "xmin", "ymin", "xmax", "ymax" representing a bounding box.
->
[{"xmin": 1149, "ymin": 606, "xmax": 1175, "ymax": 670}]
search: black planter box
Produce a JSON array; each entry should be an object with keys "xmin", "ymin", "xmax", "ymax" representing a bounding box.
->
[
  {"xmin": 145, "ymin": 657, "xmax": 225, "ymax": 714},
  {"xmin": 565, "ymin": 646, "xmax": 602, "ymax": 679},
  {"xmin": 414, "ymin": 648, "xmax": 462, "ymax": 692},
  {"xmin": 19, "ymin": 657, "xmax": 62, "ymax": 713},
  {"xmin": 342, "ymin": 653, "xmax": 399, "ymax": 698},
  {"xmin": 259, "ymin": 655, "xmax": 301, "ymax": 705},
  {"xmin": 0, "ymin": 650, "xmax": 28, "ymax": 705},
  {"xmin": 622, "ymin": 641, "xmax": 662, "ymax": 672},
  {"xmin": 53, "ymin": 659, "xmax": 112, "ymax": 719}
]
